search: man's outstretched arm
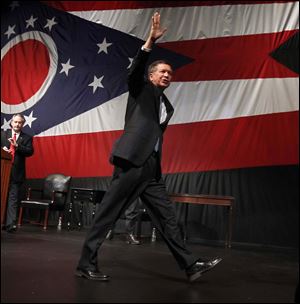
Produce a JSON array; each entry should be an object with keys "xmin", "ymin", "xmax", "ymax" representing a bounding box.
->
[
  {"xmin": 127, "ymin": 12, "xmax": 167, "ymax": 92},
  {"xmin": 143, "ymin": 12, "xmax": 167, "ymax": 50}
]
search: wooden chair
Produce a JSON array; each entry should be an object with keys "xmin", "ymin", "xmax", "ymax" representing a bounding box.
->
[{"xmin": 18, "ymin": 174, "xmax": 71, "ymax": 230}]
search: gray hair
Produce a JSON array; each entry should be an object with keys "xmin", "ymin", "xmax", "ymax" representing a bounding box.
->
[
  {"xmin": 12, "ymin": 113, "xmax": 25, "ymax": 123},
  {"xmin": 147, "ymin": 60, "xmax": 172, "ymax": 77}
]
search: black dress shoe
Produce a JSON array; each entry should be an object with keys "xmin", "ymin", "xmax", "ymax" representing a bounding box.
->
[
  {"xmin": 126, "ymin": 233, "xmax": 141, "ymax": 245},
  {"xmin": 186, "ymin": 257, "xmax": 222, "ymax": 282},
  {"xmin": 75, "ymin": 268, "xmax": 110, "ymax": 281},
  {"xmin": 5, "ymin": 225, "xmax": 17, "ymax": 233}
]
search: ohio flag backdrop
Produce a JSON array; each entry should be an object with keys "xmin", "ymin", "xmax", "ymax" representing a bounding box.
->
[{"xmin": 1, "ymin": 1, "xmax": 299, "ymax": 178}]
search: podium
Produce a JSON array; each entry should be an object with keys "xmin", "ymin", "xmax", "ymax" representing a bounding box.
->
[{"xmin": 1, "ymin": 150, "xmax": 12, "ymax": 225}]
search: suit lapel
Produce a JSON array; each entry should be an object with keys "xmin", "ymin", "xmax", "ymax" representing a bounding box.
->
[
  {"xmin": 162, "ymin": 94, "xmax": 174, "ymax": 124},
  {"xmin": 153, "ymin": 85, "xmax": 162, "ymax": 121},
  {"xmin": 150, "ymin": 83, "xmax": 174, "ymax": 125},
  {"xmin": 17, "ymin": 131, "xmax": 23, "ymax": 144}
]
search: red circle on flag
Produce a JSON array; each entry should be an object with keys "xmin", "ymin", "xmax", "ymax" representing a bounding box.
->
[{"xmin": 1, "ymin": 40, "xmax": 50, "ymax": 105}]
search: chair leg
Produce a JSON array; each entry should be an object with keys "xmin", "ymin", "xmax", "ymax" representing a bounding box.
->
[
  {"xmin": 43, "ymin": 209, "xmax": 49, "ymax": 230},
  {"xmin": 17, "ymin": 207, "xmax": 23, "ymax": 227}
]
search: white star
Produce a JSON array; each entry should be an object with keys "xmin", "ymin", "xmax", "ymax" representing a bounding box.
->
[
  {"xmin": 127, "ymin": 57, "xmax": 134, "ymax": 69},
  {"xmin": 26, "ymin": 15, "xmax": 38, "ymax": 29},
  {"xmin": 88, "ymin": 75, "xmax": 104, "ymax": 93},
  {"xmin": 60, "ymin": 59, "xmax": 75, "ymax": 76},
  {"xmin": 23, "ymin": 111, "xmax": 37, "ymax": 128},
  {"xmin": 97, "ymin": 38, "xmax": 112, "ymax": 54},
  {"xmin": 44, "ymin": 17, "xmax": 57, "ymax": 31},
  {"xmin": 4, "ymin": 25, "xmax": 16, "ymax": 39},
  {"xmin": 1, "ymin": 118, "xmax": 11, "ymax": 131},
  {"xmin": 9, "ymin": 1, "xmax": 19, "ymax": 11}
]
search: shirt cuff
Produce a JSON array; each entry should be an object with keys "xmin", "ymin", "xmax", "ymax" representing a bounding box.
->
[{"xmin": 141, "ymin": 45, "xmax": 152, "ymax": 52}]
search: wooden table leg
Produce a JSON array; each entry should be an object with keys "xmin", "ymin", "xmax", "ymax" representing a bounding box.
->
[
  {"xmin": 227, "ymin": 205, "xmax": 233, "ymax": 248},
  {"xmin": 183, "ymin": 204, "xmax": 189, "ymax": 243}
]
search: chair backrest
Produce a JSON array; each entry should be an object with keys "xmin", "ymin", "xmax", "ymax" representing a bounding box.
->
[{"xmin": 43, "ymin": 174, "xmax": 72, "ymax": 207}]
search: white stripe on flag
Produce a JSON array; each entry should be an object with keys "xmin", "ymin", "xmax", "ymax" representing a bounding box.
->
[
  {"xmin": 37, "ymin": 77, "xmax": 298, "ymax": 136},
  {"xmin": 69, "ymin": 2, "xmax": 299, "ymax": 41}
]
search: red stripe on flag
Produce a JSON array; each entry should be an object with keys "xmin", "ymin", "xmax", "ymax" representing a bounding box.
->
[
  {"xmin": 163, "ymin": 111, "xmax": 299, "ymax": 173},
  {"xmin": 27, "ymin": 131, "xmax": 121, "ymax": 178},
  {"xmin": 27, "ymin": 111, "xmax": 299, "ymax": 178},
  {"xmin": 159, "ymin": 30, "xmax": 299, "ymax": 81},
  {"xmin": 43, "ymin": 1, "xmax": 292, "ymax": 11}
]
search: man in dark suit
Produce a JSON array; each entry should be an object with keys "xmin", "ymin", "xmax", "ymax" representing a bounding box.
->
[
  {"xmin": 1, "ymin": 113, "xmax": 34, "ymax": 232},
  {"xmin": 76, "ymin": 12, "xmax": 222, "ymax": 282}
]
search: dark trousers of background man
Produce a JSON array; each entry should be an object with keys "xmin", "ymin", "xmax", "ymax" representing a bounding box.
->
[
  {"xmin": 124, "ymin": 198, "xmax": 141, "ymax": 234},
  {"xmin": 5, "ymin": 182, "xmax": 22, "ymax": 227},
  {"xmin": 78, "ymin": 152, "xmax": 198, "ymax": 271}
]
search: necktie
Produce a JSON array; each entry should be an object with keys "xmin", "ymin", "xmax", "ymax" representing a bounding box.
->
[{"xmin": 10, "ymin": 133, "xmax": 17, "ymax": 162}]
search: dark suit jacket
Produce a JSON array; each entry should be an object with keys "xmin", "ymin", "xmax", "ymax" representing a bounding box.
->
[
  {"xmin": 111, "ymin": 48, "xmax": 174, "ymax": 167},
  {"xmin": 1, "ymin": 129, "xmax": 34, "ymax": 183}
]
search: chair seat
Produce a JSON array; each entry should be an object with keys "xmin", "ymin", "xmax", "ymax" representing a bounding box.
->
[{"xmin": 20, "ymin": 200, "xmax": 51, "ymax": 209}]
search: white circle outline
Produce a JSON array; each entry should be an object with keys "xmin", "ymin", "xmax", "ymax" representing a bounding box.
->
[{"xmin": 1, "ymin": 31, "xmax": 58, "ymax": 114}]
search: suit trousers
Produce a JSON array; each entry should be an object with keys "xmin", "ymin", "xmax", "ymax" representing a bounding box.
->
[
  {"xmin": 6, "ymin": 182, "xmax": 22, "ymax": 226},
  {"xmin": 124, "ymin": 198, "xmax": 140, "ymax": 234},
  {"xmin": 78, "ymin": 152, "xmax": 199, "ymax": 271}
]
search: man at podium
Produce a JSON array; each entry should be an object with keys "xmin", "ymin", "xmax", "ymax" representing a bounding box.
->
[{"xmin": 1, "ymin": 113, "xmax": 34, "ymax": 233}]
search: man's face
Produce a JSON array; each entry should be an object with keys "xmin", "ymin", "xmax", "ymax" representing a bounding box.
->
[
  {"xmin": 149, "ymin": 63, "xmax": 173, "ymax": 89},
  {"xmin": 11, "ymin": 116, "xmax": 25, "ymax": 133}
]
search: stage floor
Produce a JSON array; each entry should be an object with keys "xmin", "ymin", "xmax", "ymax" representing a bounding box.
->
[{"xmin": 1, "ymin": 226, "xmax": 298, "ymax": 303}]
